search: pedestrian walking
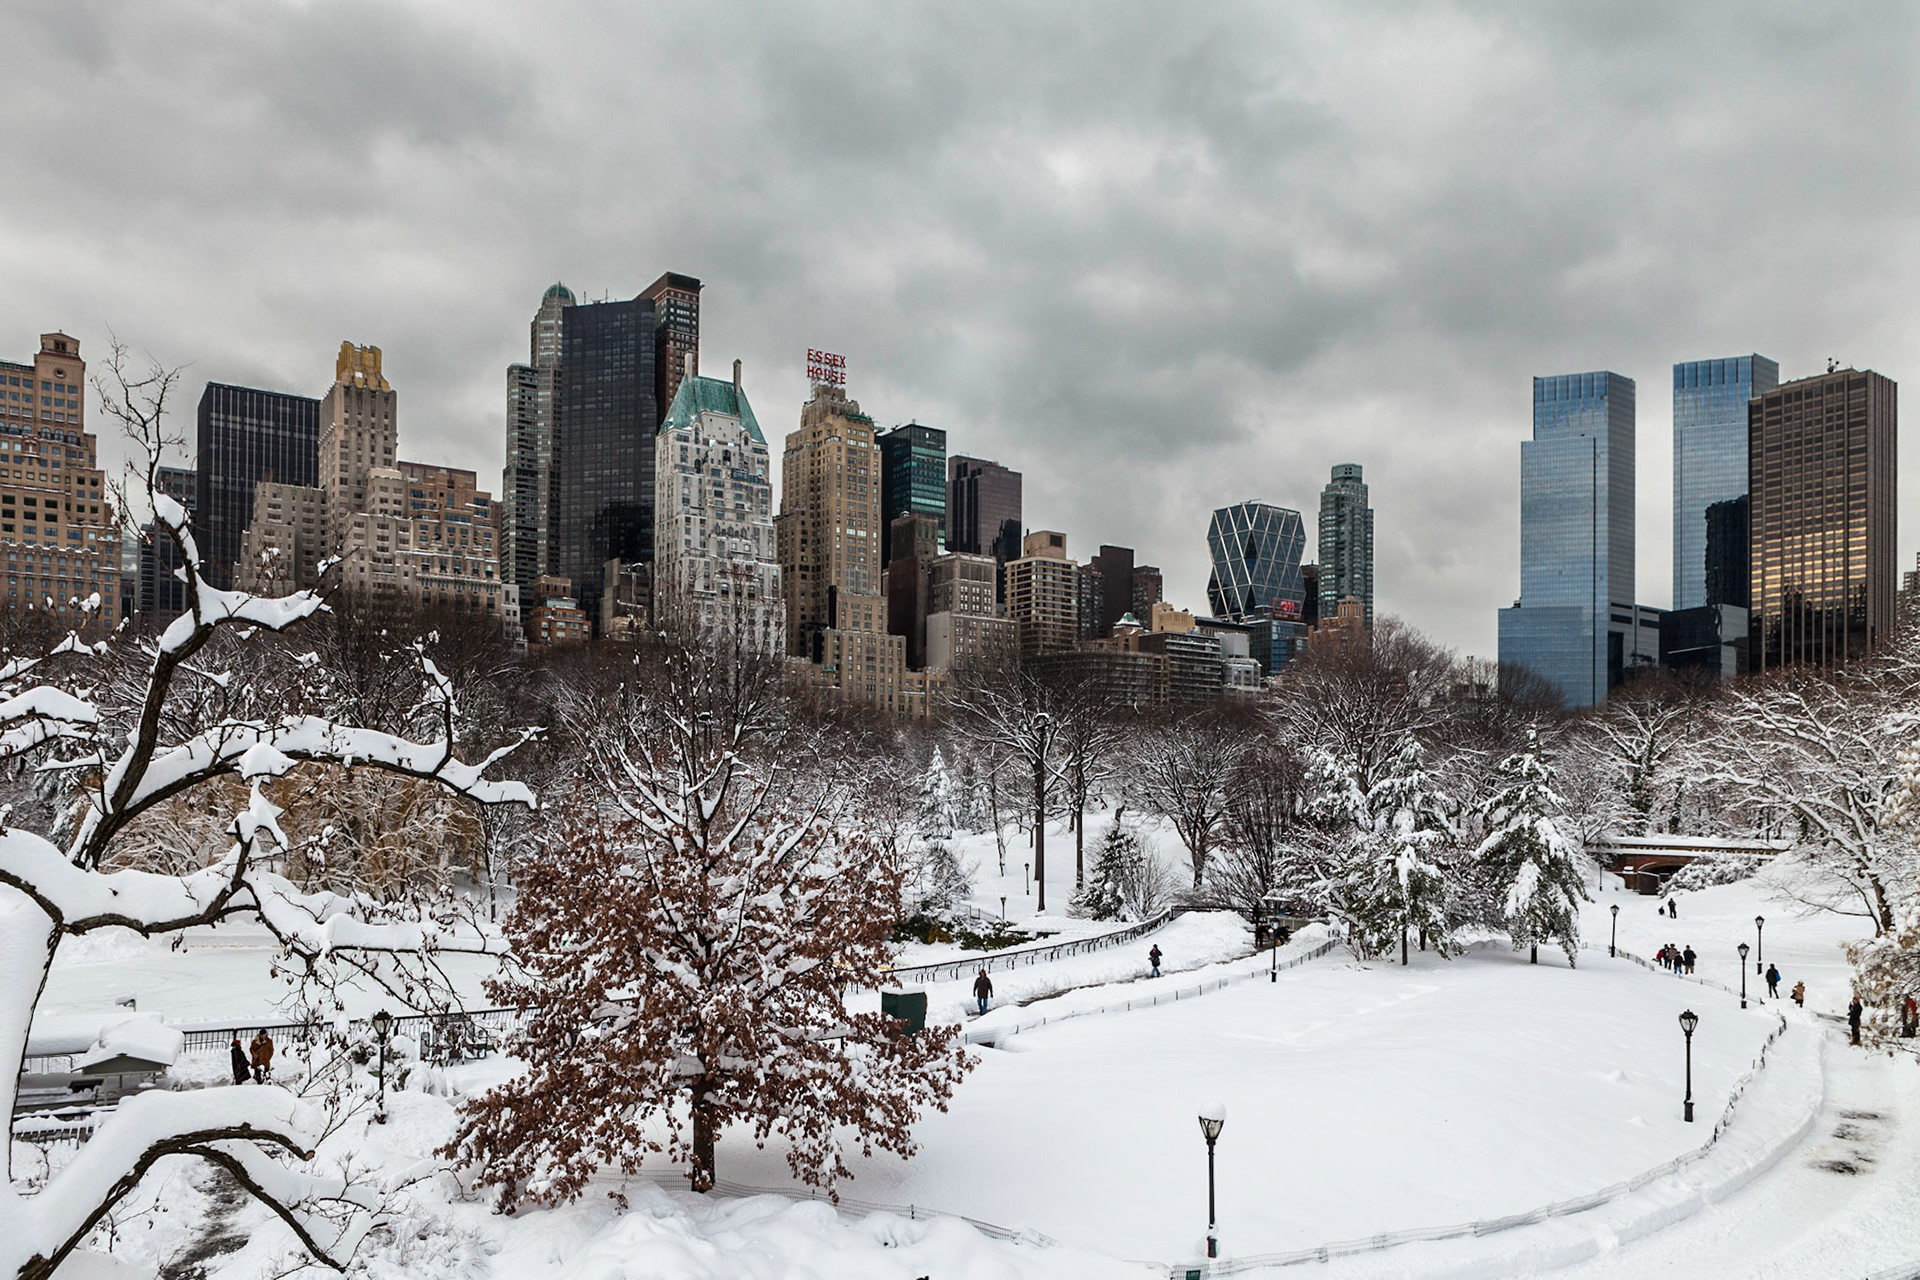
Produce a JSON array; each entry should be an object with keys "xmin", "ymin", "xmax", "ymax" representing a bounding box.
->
[
  {"xmin": 972, "ymin": 967, "xmax": 993, "ymax": 1017},
  {"xmin": 1904, "ymin": 994, "xmax": 1918, "ymax": 1038},
  {"xmin": 1791, "ymin": 980, "xmax": 1806, "ymax": 1008},
  {"xmin": 229, "ymin": 1036, "xmax": 250, "ymax": 1086},
  {"xmin": 1668, "ymin": 897, "xmax": 1678, "ymax": 918},
  {"xmin": 1149, "ymin": 944, "xmax": 1163, "ymax": 978},
  {"xmin": 1848, "ymin": 996, "xmax": 1864, "ymax": 1045},
  {"xmin": 249, "ymin": 1030, "xmax": 275, "ymax": 1083},
  {"xmin": 1683, "ymin": 946, "xmax": 1696, "ymax": 975},
  {"xmin": 1766, "ymin": 964, "xmax": 1781, "ymax": 999},
  {"xmin": 1656, "ymin": 944, "xmax": 1668, "ymax": 970}
]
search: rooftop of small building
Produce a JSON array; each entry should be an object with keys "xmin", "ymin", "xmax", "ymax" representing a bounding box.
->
[{"xmin": 661, "ymin": 372, "xmax": 763, "ymax": 443}]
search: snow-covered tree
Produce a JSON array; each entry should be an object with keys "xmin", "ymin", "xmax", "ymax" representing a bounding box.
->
[
  {"xmin": 1135, "ymin": 717, "xmax": 1240, "ymax": 889},
  {"xmin": 444, "ymin": 636, "xmax": 972, "ymax": 1202},
  {"xmin": 1362, "ymin": 739, "xmax": 1457, "ymax": 963},
  {"xmin": 0, "ymin": 347, "xmax": 535, "ymax": 1280},
  {"xmin": 1074, "ymin": 813, "xmax": 1138, "ymax": 920},
  {"xmin": 1474, "ymin": 729, "xmax": 1585, "ymax": 965},
  {"xmin": 951, "ymin": 667, "xmax": 1060, "ymax": 906},
  {"xmin": 920, "ymin": 746, "xmax": 959, "ymax": 842}
]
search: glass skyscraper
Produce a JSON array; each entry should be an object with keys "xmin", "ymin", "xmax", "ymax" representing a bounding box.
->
[
  {"xmin": 1205, "ymin": 501, "xmax": 1306, "ymax": 623},
  {"xmin": 193, "ymin": 382, "xmax": 320, "ymax": 590},
  {"xmin": 1317, "ymin": 462, "xmax": 1374, "ymax": 624},
  {"xmin": 1672, "ymin": 354, "xmax": 1777, "ymax": 611},
  {"xmin": 878, "ymin": 422, "xmax": 947, "ymax": 565},
  {"xmin": 1497, "ymin": 371, "xmax": 1636, "ymax": 707}
]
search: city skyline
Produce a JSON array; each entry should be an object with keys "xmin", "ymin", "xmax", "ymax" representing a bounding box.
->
[{"xmin": 1, "ymin": 5, "xmax": 1915, "ymax": 660}]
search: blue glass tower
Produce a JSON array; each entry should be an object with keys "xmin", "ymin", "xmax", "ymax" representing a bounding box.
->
[
  {"xmin": 1497, "ymin": 372, "xmax": 1636, "ymax": 707},
  {"xmin": 1206, "ymin": 501, "xmax": 1306, "ymax": 622},
  {"xmin": 1671, "ymin": 354, "xmax": 1777, "ymax": 610}
]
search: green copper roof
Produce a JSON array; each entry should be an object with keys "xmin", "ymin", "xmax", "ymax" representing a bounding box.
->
[{"xmin": 660, "ymin": 373, "xmax": 763, "ymax": 443}]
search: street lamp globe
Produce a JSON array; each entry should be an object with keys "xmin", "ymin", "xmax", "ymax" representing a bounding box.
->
[
  {"xmin": 1198, "ymin": 1104, "xmax": 1226, "ymax": 1142},
  {"xmin": 370, "ymin": 1008, "xmax": 394, "ymax": 1041},
  {"xmin": 1611, "ymin": 904, "xmax": 1619, "ymax": 918},
  {"xmin": 1738, "ymin": 942, "xmax": 1749, "ymax": 962},
  {"xmin": 1679, "ymin": 1009, "xmax": 1699, "ymax": 1037}
]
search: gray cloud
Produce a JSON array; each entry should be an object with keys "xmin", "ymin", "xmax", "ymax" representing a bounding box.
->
[{"xmin": 0, "ymin": 0, "xmax": 1914, "ymax": 656}]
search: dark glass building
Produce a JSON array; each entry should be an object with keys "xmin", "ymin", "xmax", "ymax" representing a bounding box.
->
[
  {"xmin": 137, "ymin": 465, "xmax": 196, "ymax": 624},
  {"xmin": 947, "ymin": 455, "xmax": 1022, "ymax": 603},
  {"xmin": 1704, "ymin": 495, "xmax": 1749, "ymax": 609},
  {"xmin": 553, "ymin": 297, "xmax": 658, "ymax": 626},
  {"xmin": 1750, "ymin": 367, "xmax": 1897, "ymax": 671},
  {"xmin": 1672, "ymin": 355, "xmax": 1777, "ymax": 610},
  {"xmin": 1088, "ymin": 544, "xmax": 1136, "ymax": 637},
  {"xmin": 879, "ymin": 423, "xmax": 947, "ymax": 565},
  {"xmin": 1205, "ymin": 501, "xmax": 1306, "ymax": 622},
  {"xmin": 194, "ymin": 382, "xmax": 320, "ymax": 590}
]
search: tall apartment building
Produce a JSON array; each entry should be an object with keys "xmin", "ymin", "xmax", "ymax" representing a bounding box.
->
[
  {"xmin": 776, "ymin": 380, "xmax": 883, "ymax": 657},
  {"xmin": 236, "ymin": 344, "xmax": 503, "ymax": 620},
  {"xmin": 1317, "ymin": 463, "xmax": 1374, "ymax": 625},
  {"xmin": 502, "ymin": 282, "xmax": 572, "ymax": 613},
  {"xmin": 639, "ymin": 272, "xmax": 701, "ymax": 430},
  {"xmin": 925, "ymin": 550, "xmax": 1011, "ymax": 672},
  {"xmin": 1497, "ymin": 371, "xmax": 1639, "ymax": 708},
  {"xmin": 1004, "ymin": 530, "xmax": 1081, "ymax": 659},
  {"xmin": 1131, "ymin": 563, "xmax": 1163, "ymax": 619},
  {"xmin": 878, "ymin": 423, "xmax": 947, "ymax": 565},
  {"xmin": 136, "ymin": 465, "xmax": 196, "ymax": 623},
  {"xmin": 1749, "ymin": 367, "xmax": 1898, "ymax": 671},
  {"xmin": 0, "ymin": 333, "xmax": 119, "ymax": 634},
  {"xmin": 1087, "ymin": 544, "xmax": 1136, "ymax": 638},
  {"xmin": 194, "ymin": 382, "xmax": 319, "ymax": 590},
  {"xmin": 1672, "ymin": 355, "xmax": 1778, "ymax": 611},
  {"xmin": 653, "ymin": 360, "xmax": 781, "ymax": 650},
  {"xmin": 884, "ymin": 510, "xmax": 942, "ymax": 669},
  {"xmin": 947, "ymin": 456, "xmax": 1022, "ymax": 603},
  {"xmin": 553, "ymin": 296, "xmax": 659, "ymax": 626},
  {"xmin": 1205, "ymin": 501, "xmax": 1307, "ymax": 623}
]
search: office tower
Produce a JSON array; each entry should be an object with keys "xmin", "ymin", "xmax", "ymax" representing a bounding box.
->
[
  {"xmin": 137, "ymin": 465, "xmax": 196, "ymax": 623},
  {"xmin": 1300, "ymin": 564, "xmax": 1322, "ymax": 628},
  {"xmin": 1317, "ymin": 464, "xmax": 1374, "ymax": 625},
  {"xmin": 194, "ymin": 382, "xmax": 319, "ymax": 590},
  {"xmin": 1672, "ymin": 355, "xmax": 1778, "ymax": 610},
  {"xmin": 653, "ymin": 359, "xmax": 780, "ymax": 649},
  {"xmin": 878, "ymin": 423, "xmax": 947, "ymax": 566},
  {"xmin": 1003, "ymin": 530, "xmax": 1082, "ymax": 659},
  {"xmin": 947, "ymin": 455, "xmax": 1022, "ymax": 603},
  {"xmin": 236, "ymin": 344, "xmax": 503, "ymax": 618},
  {"xmin": 1703, "ymin": 496, "xmax": 1749, "ymax": 609},
  {"xmin": 925, "ymin": 551, "xmax": 1012, "ymax": 672},
  {"xmin": 1205, "ymin": 501, "xmax": 1307, "ymax": 623},
  {"xmin": 1088, "ymin": 544, "xmax": 1136, "ymax": 638},
  {"xmin": 503, "ymin": 282, "xmax": 573, "ymax": 613},
  {"xmin": 1131, "ymin": 564, "xmax": 1163, "ymax": 620},
  {"xmin": 1750, "ymin": 367, "xmax": 1898, "ymax": 671},
  {"xmin": 0, "ymin": 333, "xmax": 119, "ymax": 634},
  {"xmin": 553, "ymin": 297, "xmax": 658, "ymax": 626},
  {"xmin": 1496, "ymin": 371, "xmax": 1637, "ymax": 708},
  {"xmin": 639, "ymin": 273, "xmax": 701, "ymax": 430},
  {"xmin": 885, "ymin": 510, "xmax": 942, "ymax": 668}
]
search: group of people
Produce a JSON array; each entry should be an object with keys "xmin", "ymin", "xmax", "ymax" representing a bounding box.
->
[
  {"xmin": 1656, "ymin": 942, "xmax": 1697, "ymax": 974},
  {"xmin": 228, "ymin": 1030, "xmax": 275, "ymax": 1084}
]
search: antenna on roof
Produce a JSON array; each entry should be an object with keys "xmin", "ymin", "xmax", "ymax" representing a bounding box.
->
[{"xmin": 1828, "ymin": 357, "xmax": 1840, "ymax": 374}]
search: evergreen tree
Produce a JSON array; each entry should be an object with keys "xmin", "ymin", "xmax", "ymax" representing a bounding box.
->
[
  {"xmin": 1074, "ymin": 812, "xmax": 1140, "ymax": 921},
  {"xmin": 1474, "ymin": 728, "xmax": 1586, "ymax": 965},
  {"xmin": 920, "ymin": 746, "xmax": 959, "ymax": 841},
  {"xmin": 1366, "ymin": 738, "xmax": 1456, "ymax": 964}
]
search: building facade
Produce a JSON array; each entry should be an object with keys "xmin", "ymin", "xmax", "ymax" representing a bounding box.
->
[
  {"xmin": 1317, "ymin": 463, "xmax": 1374, "ymax": 625},
  {"xmin": 502, "ymin": 282, "xmax": 573, "ymax": 615},
  {"xmin": 137, "ymin": 465, "xmax": 195, "ymax": 624},
  {"xmin": 1497, "ymin": 371, "xmax": 1638, "ymax": 708},
  {"xmin": 639, "ymin": 272, "xmax": 701, "ymax": 431},
  {"xmin": 878, "ymin": 422, "xmax": 946, "ymax": 566},
  {"xmin": 1004, "ymin": 530, "xmax": 1081, "ymax": 659},
  {"xmin": 1749, "ymin": 367, "xmax": 1898, "ymax": 671},
  {"xmin": 947, "ymin": 455, "xmax": 1022, "ymax": 603},
  {"xmin": 652, "ymin": 362, "xmax": 781, "ymax": 650},
  {"xmin": 194, "ymin": 381, "xmax": 319, "ymax": 590},
  {"xmin": 776, "ymin": 380, "xmax": 882, "ymax": 658},
  {"xmin": 0, "ymin": 333, "xmax": 119, "ymax": 634},
  {"xmin": 1672, "ymin": 355, "xmax": 1778, "ymax": 611},
  {"xmin": 1205, "ymin": 501, "xmax": 1307, "ymax": 623}
]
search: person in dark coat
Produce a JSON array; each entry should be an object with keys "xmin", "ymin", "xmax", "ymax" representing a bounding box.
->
[
  {"xmin": 972, "ymin": 968, "xmax": 993, "ymax": 1016},
  {"xmin": 1683, "ymin": 946, "xmax": 1697, "ymax": 975},
  {"xmin": 229, "ymin": 1036, "xmax": 250, "ymax": 1085},
  {"xmin": 1149, "ymin": 945, "xmax": 1163, "ymax": 978},
  {"xmin": 1766, "ymin": 965, "xmax": 1781, "ymax": 999},
  {"xmin": 1668, "ymin": 897, "xmax": 1678, "ymax": 918},
  {"xmin": 1848, "ymin": 996, "xmax": 1864, "ymax": 1045}
]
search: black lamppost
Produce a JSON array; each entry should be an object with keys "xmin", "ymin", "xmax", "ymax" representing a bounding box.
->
[
  {"xmin": 1678, "ymin": 1010, "xmax": 1698, "ymax": 1121},
  {"xmin": 1755, "ymin": 915, "xmax": 1765, "ymax": 975},
  {"xmin": 1270, "ymin": 926, "xmax": 1279, "ymax": 983},
  {"xmin": 1198, "ymin": 1105, "xmax": 1225, "ymax": 1259},
  {"xmin": 1737, "ymin": 942, "xmax": 1750, "ymax": 1007},
  {"xmin": 1609, "ymin": 903, "xmax": 1619, "ymax": 958},
  {"xmin": 370, "ymin": 1008, "xmax": 394, "ymax": 1125}
]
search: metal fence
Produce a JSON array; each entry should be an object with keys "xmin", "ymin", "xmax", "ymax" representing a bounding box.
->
[
  {"xmin": 886, "ymin": 909, "xmax": 1176, "ymax": 985},
  {"xmin": 175, "ymin": 1008, "xmax": 522, "ymax": 1059},
  {"xmin": 1160, "ymin": 942, "xmax": 1801, "ymax": 1277}
]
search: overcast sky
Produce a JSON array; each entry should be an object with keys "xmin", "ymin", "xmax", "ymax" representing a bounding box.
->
[{"xmin": 3, "ymin": 1, "xmax": 1914, "ymax": 657}]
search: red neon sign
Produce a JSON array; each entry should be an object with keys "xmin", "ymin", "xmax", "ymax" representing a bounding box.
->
[{"xmin": 806, "ymin": 349, "xmax": 847, "ymax": 386}]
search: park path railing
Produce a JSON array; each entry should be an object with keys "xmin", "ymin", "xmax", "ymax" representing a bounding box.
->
[
  {"xmin": 173, "ymin": 1007, "xmax": 522, "ymax": 1058},
  {"xmin": 886, "ymin": 909, "xmax": 1175, "ymax": 985},
  {"xmin": 963, "ymin": 930, "xmax": 1345, "ymax": 1047},
  {"xmin": 1162, "ymin": 941, "xmax": 1800, "ymax": 1277}
]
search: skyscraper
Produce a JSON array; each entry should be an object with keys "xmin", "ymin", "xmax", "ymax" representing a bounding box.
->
[
  {"xmin": 1090, "ymin": 545, "xmax": 1136, "ymax": 638},
  {"xmin": 653, "ymin": 359, "xmax": 780, "ymax": 649},
  {"xmin": 1749, "ymin": 367, "xmax": 1897, "ymax": 671},
  {"xmin": 553, "ymin": 296, "xmax": 658, "ymax": 626},
  {"xmin": 194, "ymin": 382, "xmax": 319, "ymax": 590},
  {"xmin": 776, "ymin": 379, "xmax": 882, "ymax": 657},
  {"xmin": 1317, "ymin": 463, "xmax": 1374, "ymax": 625},
  {"xmin": 1205, "ymin": 501, "xmax": 1307, "ymax": 623},
  {"xmin": 1497, "ymin": 371, "xmax": 1636, "ymax": 708},
  {"xmin": 1004, "ymin": 530, "xmax": 1082, "ymax": 658},
  {"xmin": 878, "ymin": 422, "xmax": 946, "ymax": 565},
  {"xmin": 638, "ymin": 272, "xmax": 701, "ymax": 430},
  {"xmin": 947, "ymin": 455, "xmax": 1021, "ymax": 603},
  {"xmin": 502, "ymin": 282, "xmax": 573, "ymax": 613},
  {"xmin": 137, "ymin": 465, "xmax": 195, "ymax": 623},
  {"xmin": 1671, "ymin": 354, "xmax": 1778, "ymax": 610}
]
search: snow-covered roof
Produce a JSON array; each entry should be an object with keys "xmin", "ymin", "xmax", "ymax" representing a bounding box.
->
[
  {"xmin": 1593, "ymin": 834, "xmax": 1791, "ymax": 853},
  {"xmin": 28, "ymin": 1012, "xmax": 183, "ymax": 1068}
]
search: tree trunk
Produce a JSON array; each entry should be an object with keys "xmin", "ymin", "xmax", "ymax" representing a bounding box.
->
[{"xmin": 690, "ymin": 1082, "xmax": 718, "ymax": 1192}]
